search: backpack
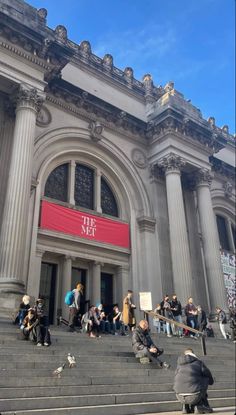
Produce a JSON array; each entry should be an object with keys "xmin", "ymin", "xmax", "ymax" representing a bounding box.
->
[{"xmin": 64, "ymin": 290, "xmax": 74, "ymax": 306}]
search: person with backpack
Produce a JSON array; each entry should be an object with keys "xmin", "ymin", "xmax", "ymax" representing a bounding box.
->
[
  {"xmin": 215, "ymin": 306, "xmax": 227, "ymax": 340},
  {"xmin": 67, "ymin": 283, "xmax": 84, "ymax": 332}
]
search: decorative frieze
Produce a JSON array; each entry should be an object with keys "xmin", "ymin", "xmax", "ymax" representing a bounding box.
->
[
  {"xmin": 210, "ymin": 156, "xmax": 235, "ymax": 181},
  {"xmin": 223, "ymin": 181, "xmax": 233, "ymax": 198}
]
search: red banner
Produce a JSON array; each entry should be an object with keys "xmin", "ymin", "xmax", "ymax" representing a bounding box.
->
[{"xmin": 40, "ymin": 200, "xmax": 130, "ymax": 249}]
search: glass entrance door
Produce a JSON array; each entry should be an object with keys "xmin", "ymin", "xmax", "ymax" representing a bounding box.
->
[
  {"xmin": 39, "ymin": 262, "xmax": 57, "ymax": 324},
  {"xmin": 101, "ymin": 273, "xmax": 114, "ymax": 314}
]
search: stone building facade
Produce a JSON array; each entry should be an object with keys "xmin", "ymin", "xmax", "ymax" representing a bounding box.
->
[{"xmin": 0, "ymin": 0, "xmax": 235, "ymax": 322}]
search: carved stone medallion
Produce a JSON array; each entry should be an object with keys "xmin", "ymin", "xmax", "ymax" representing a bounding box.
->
[
  {"xmin": 36, "ymin": 105, "xmax": 52, "ymax": 127},
  {"xmin": 131, "ymin": 148, "xmax": 147, "ymax": 169}
]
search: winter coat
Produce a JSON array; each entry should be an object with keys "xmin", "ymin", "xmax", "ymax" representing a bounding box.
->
[
  {"xmin": 170, "ymin": 300, "xmax": 182, "ymax": 317},
  {"xmin": 197, "ymin": 310, "xmax": 207, "ymax": 330},
  {"xmin": 174, "ymin": 354, "xmax": 214, "ymax": 394},
  {"xmin": 122, "ymin": 295, "xmax": 135, "ymax": 326},
  {"xmin": 132, "ymin": 326, "xmax": 155, "ymax": 355}
]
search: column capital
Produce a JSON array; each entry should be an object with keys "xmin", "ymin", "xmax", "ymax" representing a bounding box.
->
[
  {"xmin": 157, "ymin": 153, "xmax": 186, "ymax": 173},
  {"xmin": 196, "ymin": 169, "xmax": 213, "ymax": 186},
  {"xmin": 16, "ymin": 85, "xmax": 45, "ymax": 113}
]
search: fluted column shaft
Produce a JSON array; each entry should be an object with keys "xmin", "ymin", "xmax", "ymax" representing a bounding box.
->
[
  {"xmin": 91, "ymin": 262, "xmax": 101, "ymax": 305},
  {"xmin": 0, "ymin": 85, "xmax": 43, "ymax": 293},
  {"xmin": 196, "ymin": 170, "xmax": 227, "ymax": 310},
  {"xmin": 61, "ymin": 256, "xmax": 72, "ymax": 319},
  {"xmin": 158, "ymin": 154, "xmax": 193, "ymax": 303}
]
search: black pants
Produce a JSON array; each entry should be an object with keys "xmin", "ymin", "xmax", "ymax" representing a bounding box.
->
[{"xmin": 35, "ymin": 325, "xmax": 50, "ymax": 344}]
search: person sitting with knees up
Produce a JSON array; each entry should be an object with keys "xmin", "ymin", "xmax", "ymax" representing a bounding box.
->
[
  {"xmin": 174, "ymin": 348, "xmax": 214, "ymax": 414},
  {"xmin": 83, "ymin": 305, "xmax": 100, "ymax": 338},
  {"xmin": 21, "ymin": 308, "xmax": 39, "ymax": 342},
  {"xmin": 132, "ymin": 319, "xmax": 170, "ymax": 369},
  {"xmin": 15, "ymin": 295, "xmax": 31, "ymax": 326}
]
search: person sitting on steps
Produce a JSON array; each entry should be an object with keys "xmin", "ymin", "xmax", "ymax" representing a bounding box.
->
[
  {"xmin": 174, "ymin": 348, "xmax": 214, "ymax": 414},
  {"xmin": 131, "ymin": 319, "xmax": 170, "ymax": 369}
]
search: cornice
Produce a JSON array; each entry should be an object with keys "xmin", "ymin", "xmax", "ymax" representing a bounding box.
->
[
  {"xmin": 210, "ymin": 156, "xmax": 235, "ymax": 182},
  {"xmin": 147, "ymin": 109, "xmax": 226, "ymax": 153},
  {"xmin": 46, "ymin": 79, "xmax": 147, "ymax": 140}
]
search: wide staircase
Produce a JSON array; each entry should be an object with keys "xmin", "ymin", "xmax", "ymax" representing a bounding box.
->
[{"xmin": 0, "ymin": 319, "xmax": 235, "ymax": 415}]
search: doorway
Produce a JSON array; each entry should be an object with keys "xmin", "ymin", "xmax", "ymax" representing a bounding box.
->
[
  {"xmin": 101, "ymin": 272, "xmax": 114, "ymax": 314},
  {"xmin": 39, "ymin": 262, "xmax": 57, "ymax": 324}
]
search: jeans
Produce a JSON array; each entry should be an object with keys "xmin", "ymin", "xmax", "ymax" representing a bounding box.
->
[
  {"xmin": 68, "ymin": 307, "xmax": 79, "ymax": 329},
  {"xmin": 187, "ymin": 316, "xmax": 196, "ymax": 336},
  {"xmin": 172, "ymin": 314, "xmax": 183, "ymax": 336}
]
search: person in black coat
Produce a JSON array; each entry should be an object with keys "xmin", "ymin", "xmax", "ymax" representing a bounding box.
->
[
  {"xmin": 174, "ymin": 348, "xmax": 214, "ymax": 414},
  {"xmin": 196, "ymin": 306, "xmax": 207, "ymax": 332},
  {"xmin": 131, "ymin": 320, "xmax": 170, "ymax": 369}
]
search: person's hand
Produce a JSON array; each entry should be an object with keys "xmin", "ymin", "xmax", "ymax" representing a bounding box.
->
[{"xmin": 149, "ymin": 346, "xmax": 157, "ymax": 353}]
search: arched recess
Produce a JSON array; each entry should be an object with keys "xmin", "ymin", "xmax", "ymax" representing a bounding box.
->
[
  {"xmin": 33, "ymin": 126, "xmax": 153, "ymax": 220},
  {"xmin": 211, "ymin": 189, "xmax": 236, "ymax": 251}
]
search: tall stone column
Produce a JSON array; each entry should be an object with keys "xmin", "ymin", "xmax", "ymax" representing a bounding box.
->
[
  {"xmin": 61, "ymin": 256, "xmax": 72, "ymax": 319},
  {"xmin": 158, "ymin": 154, "xmax": 193, "ymax": 303},
  {"xmin": 196, "ymin": 169, "xmax": 227, "ymax": 310},
  {"xmin": 94, "ymin": 169, "xmax": 102, "ymax": 213},
  {"xmin": 91, "ymin": 262, "xmax": 101, "ymax": 305},
  {"xmin": 117, "ymin": 265, "xmax": 130, "ymax": 306},
  {"xmin": 0, "ymin": 85, "xmax": 44, "ymax": 301}
]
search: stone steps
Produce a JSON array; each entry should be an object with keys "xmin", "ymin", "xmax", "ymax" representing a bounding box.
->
[{"xmin": 0, "ymin": 320, "xmax": 234, "ymax": 415}]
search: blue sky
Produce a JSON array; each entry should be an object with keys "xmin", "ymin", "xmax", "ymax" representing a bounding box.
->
[{"xmin": 27, "ymin": 0, "xmax": 235, "ymax": 133}]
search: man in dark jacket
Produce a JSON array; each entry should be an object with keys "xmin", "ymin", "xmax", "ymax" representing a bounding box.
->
[
  {"xmin": 174, "ymin": 348, "xmax": 214, "ymax": 414},
  {"xmin": 132, "ymin": 320, "xmax": 170, "ymax": 369}
]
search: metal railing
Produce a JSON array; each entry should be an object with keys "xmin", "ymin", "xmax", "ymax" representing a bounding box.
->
[{"xmin": 145, "ymin": 311, "xmax": 207, "ymax": 355}]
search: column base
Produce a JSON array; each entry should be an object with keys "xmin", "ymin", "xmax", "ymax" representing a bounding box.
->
[{"xmin": 0, "ymin": 280, "xmax": 26, "ymax": 319}]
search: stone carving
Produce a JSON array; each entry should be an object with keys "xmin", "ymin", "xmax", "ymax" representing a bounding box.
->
[
  {"xmin": 208, "ymin": 117, "xmax": 215, "ymax": 127},
  {"xmin": 17, "ymin": 85, "xmax": 44, "ymax": 112},
  {"xmin": 158, "ymin": 153, "xmax": 186, "ymax": 172},
  {"xmin": 37, "ymin": 8, "xmax": 47, "ymax": 19},
  {"xmin": 196, "ymin": 169, "xmax": 213, "ymax": 186},
  {"xmin": 221, "ymin": 125, "xmax": 229, "ymax": 134},
  {"xmin": 164, "ymin": 81, "xmax": 174, "ymax": 92},
  {"xmin": 80, "ymin": 41, "xmax": 91, "ymax": 57},
  {"xmin": 36, "ymin": 105, "xmax": 52, "ymax": 127},
  {"xmin": 88, "ymin": 121, "xmax": 104, "ymax": 141},
  {"xmin": 142, "ymin": 74, "xmax": 153, "ymax": 92},
  {"xmin": 131, "ymin": 149, "xmax": 147, "ymax": 169},
  {"xmin": 124, "ymin": 67, "xmax": 134, "ymax": 79},
  {"xmin": 223, "ymin": 181, "xmax": 233, "ymax": 198},
  {"xmin": 55, "ymin": 25, "xmax": 67, "ymax": 42},
  {"xmin": 102, "ymin": 54, "xmax": 113, "ymax": 70}
]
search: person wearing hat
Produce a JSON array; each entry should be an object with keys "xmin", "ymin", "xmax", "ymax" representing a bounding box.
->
[{"xmin": 34, "ymin": 298, "xmax": 51, "ymax": 346}]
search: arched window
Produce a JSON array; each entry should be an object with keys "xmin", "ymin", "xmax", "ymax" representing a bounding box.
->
[
  {"xmin": 101, "ymin": 177, "xmax": 118, "ymax": 217},
  {"xmin": 44, "ymin": 162, "xmax": 120, "ymax": 218},
  {"xmin": 44, "ymin": 163, "xmax": 68, "ymax": 202},
  {"xmin": 74, "ymin": 164, "xmax": 94, "ymax": 210}
]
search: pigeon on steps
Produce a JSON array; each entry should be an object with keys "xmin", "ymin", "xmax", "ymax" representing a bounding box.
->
[
  {"xmin": 67, "ymin": 353, "xmax": 76, "ymax": 368},
  {"xmin": 52, "ymin": 363, "xmax": 66, "ymax": 378}
]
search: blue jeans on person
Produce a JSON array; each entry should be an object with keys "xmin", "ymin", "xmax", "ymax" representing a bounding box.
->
[
  {"xmin": 187, "ymin": 316, "xmax": 196, "ymax": 336},
  {"xmin": 172, "ymin": 314, "xmax": 183, "ymax": 336},
  {"xmin": 165, "ymin": 322, "xmax": 171, "ymax": 335},
  {"xmin": 153, "ymin": 319, "xmax": 161, "ymax": 334},
  {"xmin": 18, "ymin": 309, "xmax": 28, "ymax": 326},
  {"xmin": 100, "ymin": 320, "xmax": 111, "ymax": 334}
]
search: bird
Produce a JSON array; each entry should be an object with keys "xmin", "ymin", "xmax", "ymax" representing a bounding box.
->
[
  {"xmin": 67, "ymin": 353, "xmax": 76, "ymax": 368},
  {"xmin": 52, "ymin": 363, "xmax": 66, "ymax": 378}
]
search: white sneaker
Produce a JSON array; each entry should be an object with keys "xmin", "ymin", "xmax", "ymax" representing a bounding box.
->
[
  {"xmin": 44, "ymin": 342, "xmax": 49, "ymax": 347},
  {"xmin": 167, "ymin": 334, "xmax": 172, "ymax": 338},
  {"xmin": 37, "ymin": 343, "xmax": 42, "ymax": 347}
]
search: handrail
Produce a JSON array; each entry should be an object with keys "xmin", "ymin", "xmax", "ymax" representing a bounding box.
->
[{"xmin": 145, "ymin": 310, "xmax": 207, "ymax": 356}]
